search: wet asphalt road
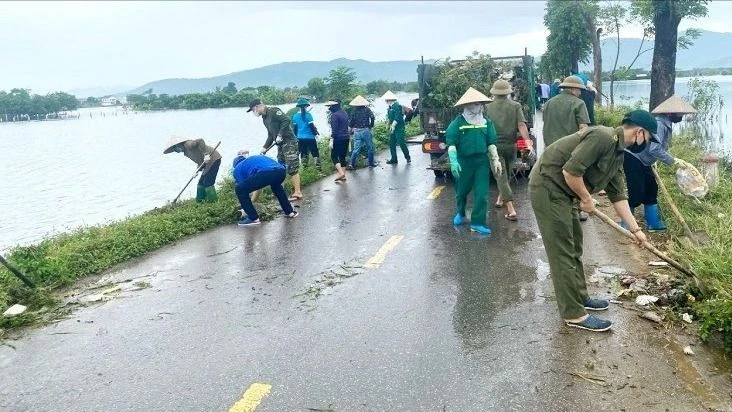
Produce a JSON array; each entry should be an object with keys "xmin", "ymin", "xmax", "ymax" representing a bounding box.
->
[{"xmin": 1, "ymin": 143, "xmax": 730, "ymax": 411}]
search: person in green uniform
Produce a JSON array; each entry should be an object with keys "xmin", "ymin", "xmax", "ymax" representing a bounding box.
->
[
  {"xmin": 446, "ymin": 87, "xmax": 502, "ymax": 235},
  {"xmin": 247, "ymin": 98, "xmax": 303, "ymax": 201},
  {"xmin": 383, "ymin": 90, "xmax": 410, "ymax": 164},
  {"xmin": 163, "ymin": 136, "xmax": 222, "ymax": 202},
  {"xmin": 485, "ymin": 79, "xmax": 534, "ymax": 221},
  {"xmin": 542, "ymin": 75, "xmax": 590, "ymax": 147},
  {"xmin": 528, "ymin": 110, "xmax": 655, "ymax": 332}
]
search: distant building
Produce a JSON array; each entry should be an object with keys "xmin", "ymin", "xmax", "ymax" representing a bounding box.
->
[{"xmin": 100, "ymin": 96, "xmax": 119, "ymax": 106}]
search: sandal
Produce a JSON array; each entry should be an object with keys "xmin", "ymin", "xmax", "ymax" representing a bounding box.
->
[
  {"xmin": 335, "ymin": 175, "xmax": 347, "ymax": 182},
  {"xmin": 504, "ymin": 213, "xmax": 517, "ymax": 221},
  {"xmin": 494, "ymin": 203, "xmax": 504, "ymax": 209}
]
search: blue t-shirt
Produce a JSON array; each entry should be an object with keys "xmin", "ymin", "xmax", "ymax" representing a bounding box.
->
[
  {"xmin": 233, "ymin": 155, "xmax": 284, "ymax": 183},
  {"xmin": 292, "ymin": 111, "xmax": 315, "ymax": 139}
]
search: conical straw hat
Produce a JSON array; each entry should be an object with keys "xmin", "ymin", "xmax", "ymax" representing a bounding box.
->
[
  {"xmin": 454, "ymin": 87, "xmax": 491, "ymax": 107},
  {"xmin": 163, "ymin": 135, "xmax": 190, "ymax": 154},
  {"xmin": 349, "ymin": 95, "xmax": 369, "ymax": 106},
  {"xmin": 651, "ymin": 95, "xmax": 697, "ymax": 114},
  {"xmin": 382, "ymin": 90, "xmax": 398, "ymax": 101}
]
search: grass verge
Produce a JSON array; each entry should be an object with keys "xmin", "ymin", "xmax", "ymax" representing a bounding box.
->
[
  {"xmin": 0, "ymin": 120, "xmax": 422, "ymax": 330},
  {"xmin": 596, "ymin": 105, "xmax": 732, "ymax": 352}
]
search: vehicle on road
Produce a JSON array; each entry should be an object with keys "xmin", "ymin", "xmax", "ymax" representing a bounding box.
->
[{"xmin": 417, "ymin": 51, "xmax": 539, "ymax": 178}]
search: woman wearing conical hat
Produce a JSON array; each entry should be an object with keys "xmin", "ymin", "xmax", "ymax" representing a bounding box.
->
[
  {"xmin": 291, "ymin": 97, "xmax": 321, "ymax": 169},
  {"xmin": 445, "ymin": 87, "xmax": 502, "ymax": 235},
  {"xmin": 619, "ymin": 95, "xmax": 697, "ymax": 231},
  {"xmin": 163, "ymin": 136, "xmax": 222, "ymax": 203}
]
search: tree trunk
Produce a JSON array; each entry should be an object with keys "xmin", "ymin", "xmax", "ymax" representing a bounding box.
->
[
  {"xmin": 571, "ymin": 59, "xmax": 579, "ymax": 74},
  {"xmin": 649, "ymin": 2, "xmax": 681, "ymax": 111},
  {"xmin": 592, "ymin": 28, "xmax": 603, "ymax": 105}
]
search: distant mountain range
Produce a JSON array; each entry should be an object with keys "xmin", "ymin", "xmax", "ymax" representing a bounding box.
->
[
  {"xmin": 90, "ymin": 29, "xmax": 731, "ymax": 97},
  {"xmin": 124, "ymin": 59, "xmax": 424, "ymax": 96}
]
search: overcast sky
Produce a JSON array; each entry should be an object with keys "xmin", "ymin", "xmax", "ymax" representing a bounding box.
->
[{"xmin": 1, "ymin": 0, "xmax": 731, "ymax": 94}]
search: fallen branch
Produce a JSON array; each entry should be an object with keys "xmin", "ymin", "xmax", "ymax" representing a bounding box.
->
[{"xmin": 567, "ymin": 371, "xmax": 608, "ymax": 386}]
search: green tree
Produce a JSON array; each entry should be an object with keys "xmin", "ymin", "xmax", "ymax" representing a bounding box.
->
[
  {"xmin": 631, "ymin": 0, "xmax": 709, "ymax": 110},
  {"xmin": 325, "ymin": 66, "xmax": 357, "ymax": 101},
  {"xmin": 366, "ymin": 80, "xmax": 392, "ymax": 96},
  {"xmin": 577, "ymin": 0, "xmax": 603, "ymax": 104},
  {"xmin": 543, "ymin": 0, "xmax": 593, "ymax": 76},
  {"xmin": 222, "ymin": 82, "xmax": 237, "ymax": 95},
  {"xmin": 305, "ymin": 77, "xmax": 327, "ymax": 101}
]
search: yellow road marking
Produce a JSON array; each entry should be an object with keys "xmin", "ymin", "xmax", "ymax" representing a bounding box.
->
[
  {"xmin": 230, "ymin": 383, "xmax": 272, "ymax": 412},
  {"xmin": 365, "ymin": 235, "xmax": 404, "ymax": 269},
  {"xmin": 427, "ymin": 185, "xmax": 446, "ymax": 200}
]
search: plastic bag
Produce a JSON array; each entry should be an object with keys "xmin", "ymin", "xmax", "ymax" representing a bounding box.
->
[{"xmin": 676, "ymin": 163, "xmax": 709, "ymax": 199}]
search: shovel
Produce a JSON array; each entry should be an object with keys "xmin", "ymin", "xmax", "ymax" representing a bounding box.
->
[
  {"xmin": 171, "ymin": 141, "xmax": 221, "ymax": 204},
  {"xmin": 592, "ymin": 209, "xmax": 701, "ymax": 286},
  {"xmin": 651, "ymin": 164, "xmax": 707, "ymax": 246}
]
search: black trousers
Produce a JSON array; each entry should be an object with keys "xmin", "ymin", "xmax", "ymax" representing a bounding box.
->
[
  {"xmin": 623, "ymin": 152, "xmax": 657, "ymax": 208},
  {"xmin": 331, "ymin": 139, "xmax": 348, "ymax": 165},
  {"xmin": 298, "ymin": 139, "xmax": 319, "ymax": 159},
  {"xmin": 198, "ymin": 159, "xmax": 221, "ymax": 187}
]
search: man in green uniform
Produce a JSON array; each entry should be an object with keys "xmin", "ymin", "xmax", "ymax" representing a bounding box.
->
[
  {"xmin": 163, "ymin": 136, "xmax": 222, "ymax": 202},
  {"xmin": 485, "ymin": 79, "xmax": 533, "ymax": 221},
  {"xmin": 248, "ymin": 98, "xmax": 303, "ymax": 201},
  {"xmin": 446, "ymin": 87, "xmax": 502, "ymax": 235},
  {"xmin": 383, "ymin": 90, "xmax": 410, "ymax": 164},
  {"xmin": 529, "ymin": 110, "xmax": 655, "ymax": 332},
  {"xmin": 542, "ymin": 75, "xmax": 590, "ymax": 147}
]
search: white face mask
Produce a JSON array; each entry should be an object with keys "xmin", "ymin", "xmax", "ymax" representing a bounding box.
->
[{"xmin": 462, "ymin": 103, "xmax": 486, "ymax": 125}]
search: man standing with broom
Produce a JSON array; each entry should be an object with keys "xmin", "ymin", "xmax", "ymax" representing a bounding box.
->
[
  {"xmin": 163, "ymin": 136, "xmax": 222, "ymax": 203},
  {"xmin": 529, "ymin": 110, "xmax": 655, "ymax": 332}
]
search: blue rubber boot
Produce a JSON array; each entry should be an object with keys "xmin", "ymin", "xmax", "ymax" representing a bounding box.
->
[
  {"xmin": 470, "ymin": 225, "xmax": 492, "ymax": 235},
  {"xmin": 453, "ymin": 213, "xmax": 464, "ymax": 226},
  {"xmin": 644, "ymin": 204, "xmax": 667, "ymax": 231}
]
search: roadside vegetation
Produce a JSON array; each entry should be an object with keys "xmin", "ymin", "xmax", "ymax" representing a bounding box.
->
[
  {"xmin": 594, "ymin": 77, "xmax": 732, "ymax": 351},
  {"xmin": 0, "ymin": 120, "xmax": 422, "ymax": 330}
]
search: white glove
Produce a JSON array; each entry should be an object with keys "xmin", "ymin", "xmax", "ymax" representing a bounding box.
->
[
  {"xmin": 388, "ymin": 120, "xmax": 397, "ymax": 133},
  {"xmin": 275, "ymin": 136, "xmax": 283, "ymax": 144},
  {"xmin": 488, "ymin": 144, "xmax": 502, "ymax": 176},
  {"xmin": 203, "ymin": 154, "xmax": 211, "ymax": 163}
]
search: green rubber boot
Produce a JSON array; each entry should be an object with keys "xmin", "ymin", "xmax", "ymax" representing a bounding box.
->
[
  {"xmin": 204, "ymin": 186, "xmax": 218, "ymax": 203},
  {"xmin": 196, "ymin": 184, "xmax": 206, "ymax": 203}
]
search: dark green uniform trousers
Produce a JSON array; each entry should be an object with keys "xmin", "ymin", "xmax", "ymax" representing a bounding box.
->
[
  {"xmin": 388, "ymin": 128, "xmax": 410, "ymax": 161},
  {"xmin": 529, "ymin": 181, "xmax": 589, "ymax": 319},
  {"xmin": 495, "ymin": 143, "xmax": 516, "ymax": 202},
  {"xmin": 455, "ymin": 155, "xmax": 490, "ymax": 227}
]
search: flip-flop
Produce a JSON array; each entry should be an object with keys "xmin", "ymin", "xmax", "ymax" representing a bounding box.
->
[
  {"xmin": 494, "ymin": 203, "xmax": 504, "ymax": 209},
  {"xmin": 504, "ymin": 213, "xmax": 517, "ymax": 221},
  {"xmin": 335, "ymin": 175, "xmax": 347, "ymax": 182}
]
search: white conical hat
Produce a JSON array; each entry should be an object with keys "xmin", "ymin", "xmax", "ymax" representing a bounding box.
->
[
  {"xmin": 349, "ymin": 95, "xmax": 369, "ymax": 106},
  {"xmin": 454, "ymin": 87, "xmax": 491, "ymax": 107},
  {"xmin": 651, "ymin": 95, "xmax": 697, "ymax": 114},
  {"xmin": 382, "ymin": 90, "xmax": 398, "ymax": 101},
  {"xmin": 323, "ymin": 100, "xmax": 338, "ymax": 106},
  {"xmin": 163, "ymin": 135, "xmax": 190, "ymax": 154}
]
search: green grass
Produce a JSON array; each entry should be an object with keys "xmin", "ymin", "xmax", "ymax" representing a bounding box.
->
[{"xmin": 0, "ymin": 120, "xmax": 422, "ymax": 329}]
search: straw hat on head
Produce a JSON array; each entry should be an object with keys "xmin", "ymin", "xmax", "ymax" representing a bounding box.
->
[
  {"xmin": 559, "ymin": 76, "xmax": 586, "ymax": 90},
  {"xmin": 324, "ymin": 100, "xmax": 338, "ymax": 106},
  {"xmin": 163, "ymin": 135, "xmax": 190, "ymax": 154},
  {"xmin": 651, "ymin": 95, "xmax": 697, "ymax": 115},
  {"xmin": 382, "ymin": 90, "xmax": 398, "ymax": 101},
  {"xmin": 490, "ymin": 79, "xmax": 513, "ymax": 96},
  {"xmin": 454, "ymin": 87, "xmax": 492, "ymax": 107},
  {"xmin": 349, "ymin": 95, "xmax": 369, "ymax": 107}
]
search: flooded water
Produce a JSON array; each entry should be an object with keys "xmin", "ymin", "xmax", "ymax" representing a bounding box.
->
[
  {"xmin": 0, "ymin": 93, "xmax": 417, "ymax": 251},
  {"xmin": 602, "ymin": 75, "xmax": 732, "ymax": 153}
]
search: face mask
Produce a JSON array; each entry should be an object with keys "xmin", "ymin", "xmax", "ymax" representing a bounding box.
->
[
  {"xmin": 670, "ymin": 114, "xmax": 683, "ymax": 123},
  {"xmin": 465, "ymin": 103, "xmax": 483, "ymax": 116},
  {"xmin": 628, "ymin": 131, "xmax": 648, "ymax": 153}
]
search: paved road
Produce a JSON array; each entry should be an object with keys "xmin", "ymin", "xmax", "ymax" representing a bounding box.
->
[{"xmin": 1, "ymin": 143, "xmax": 730, "ymax": 411}]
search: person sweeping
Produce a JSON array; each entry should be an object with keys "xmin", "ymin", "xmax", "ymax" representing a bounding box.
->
[
  {"xmin": 621, "ymin": 95, "xmax": 697, "ymax": 231},
  {"xmin": 446, "ymin": 87, "xmax": 502, "ymax": 235},
  {"xmin": 528, "ymin": 110, "xmax": 655, "ymax": 332},
  {"xmin": 163, "ymin": 136, "xmax": 221, "ymax": 202}
]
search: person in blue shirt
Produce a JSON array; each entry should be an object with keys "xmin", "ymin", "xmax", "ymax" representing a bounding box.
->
[
  {"xmin": 232, "ymin": 150, "xmax": 298, "ymax": 226},
  {"xmin": 291, "ymin": 97, "xmax": 321, "ymax": 169}
]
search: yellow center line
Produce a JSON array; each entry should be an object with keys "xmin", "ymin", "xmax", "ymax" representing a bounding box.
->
[
  {"xmin": 229, "ymin": 383, "xmax": 272, "ymax": 412},
  {"xmin": 365, "ymin": 235, "xmax": 404, "ymax": 269},
  {"xmin": 427, "ymin": 185, "xmax": 446, "ymax": 200}
]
